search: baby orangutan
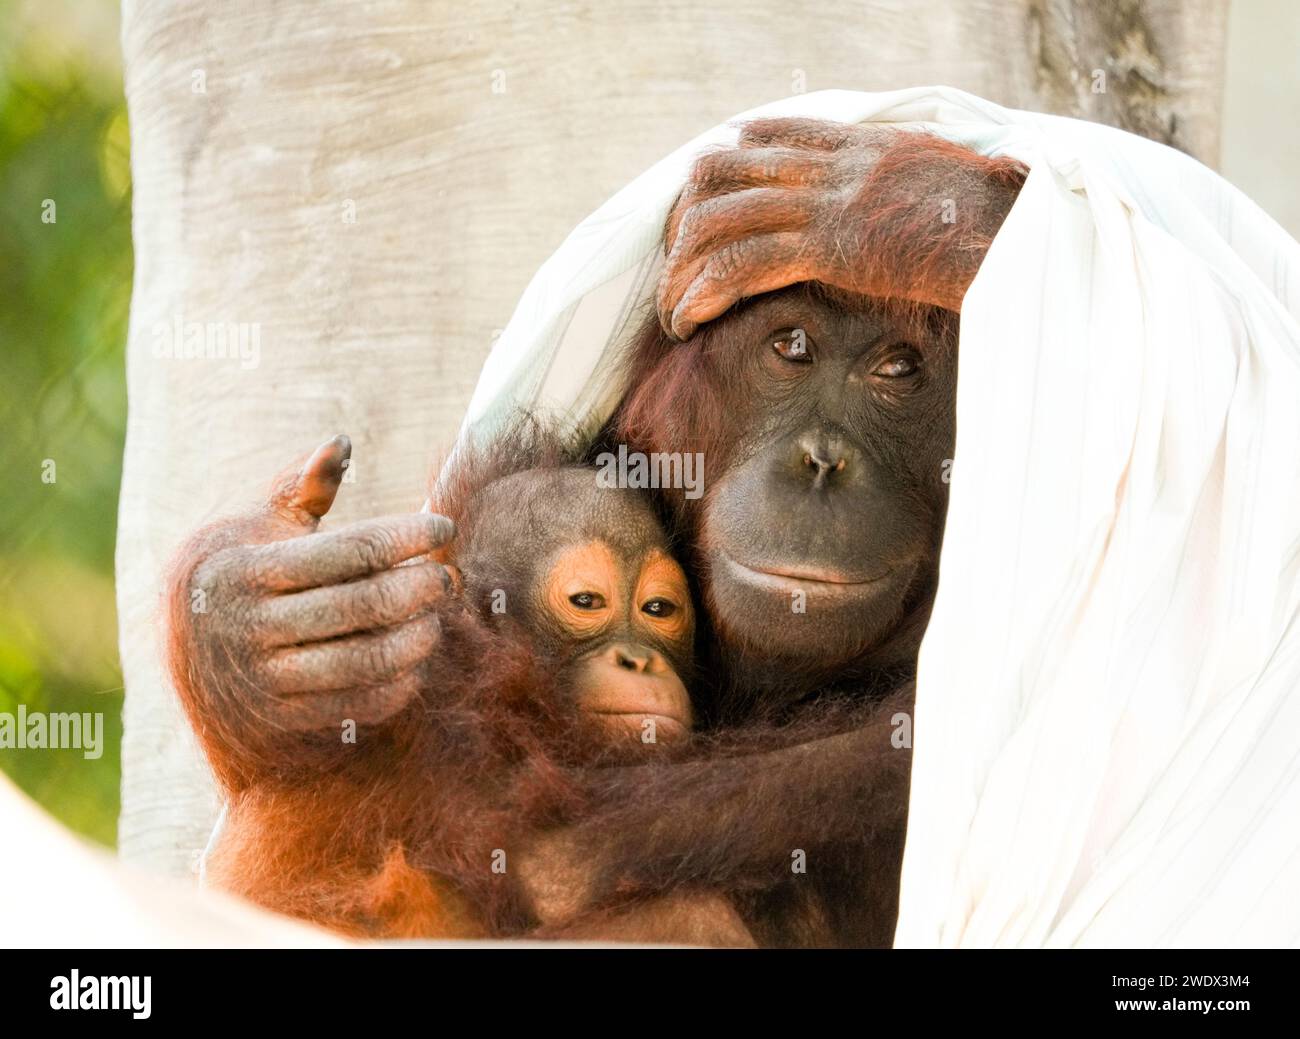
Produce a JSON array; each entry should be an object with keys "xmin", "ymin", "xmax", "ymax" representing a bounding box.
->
[
  {"xmin": 444, "ymin": 462, "xmax": 697, "ymax": 755},
  {"xmin": 166, "ymin": 428, "xmax": 754, "ymax": 945}
]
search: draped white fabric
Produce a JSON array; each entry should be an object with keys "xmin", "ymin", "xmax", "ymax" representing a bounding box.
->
[{"xmin": 459, "ymin": 86, "xmax": 1300, "ymax": 947}]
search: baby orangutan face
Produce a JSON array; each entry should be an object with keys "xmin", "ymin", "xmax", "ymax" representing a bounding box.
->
[
  {"xmin": 540, "ymin": 536, "xmax": 694, "ymax": 744},
  {"xmin": 454, "ymin": 467, "xmax": 696, "ymax": 748}
]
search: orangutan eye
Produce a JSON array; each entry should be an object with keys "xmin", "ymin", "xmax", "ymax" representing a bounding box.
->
[
  {"xmin": 641, "ymin": 598, "xmax": 678, "ymax": 618},
  {"xmin": 771, "ymin": 329, "xmax": 813, "ymax": 363},
  {"xmin": 569, "ymin": 592, "xmax": 606, "ymax": 610},
  {"xmin": 871, "ymin": 352, "xmax": 920, "ymax": 379}
]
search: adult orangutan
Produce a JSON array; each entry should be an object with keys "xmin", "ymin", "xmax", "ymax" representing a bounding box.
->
[
  {"xmin": 166, "ymin": 117, "xmax": 1025, "ymax": 946},
  {"xmin": 517, "ymin": 120, "xmax": 1026, "ymax": 945}
]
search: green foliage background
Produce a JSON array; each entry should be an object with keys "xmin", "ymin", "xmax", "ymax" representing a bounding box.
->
[{"xmin": 0, "ymin": 1, "xmax": 131, "ymax": 846}]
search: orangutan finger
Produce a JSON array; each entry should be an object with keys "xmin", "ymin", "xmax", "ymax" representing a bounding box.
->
[
  {"xmin": 254, "ymin": 560, "xmax": 453, "ymax": 647},
  {"xmin": 266, "ymin": 434, "xmax": 353, "ymax": 527},
  {"xmin": 271, "ymin": 670, "xmax": 425, "ymax": 731},
  {"xmin": 667, "ymin": 144, "xmax": 838, "ymax": 251},
  {"xmin": 261, "ymin": 612, "xmax": 442, "ymax": 693},
  {"xmin": 736, "ymin": 117, "xmax": 873, "ymax": 151},
  {"xmin": 244, "ymin": 513, "xmax": 455, "ymax": 592},
  {"xmin": 666, "ymin": 187, "xmax": 816, "ymax": 269},
  {"xmin": 686, "ymin": 146, "xmax": 832, "ymax": 198},
  {"xmin": 658, "ymin": 190, "xmax": 816, "ymax": 331},
  {"xmin": 669, "ymin": 232, "xmax": 818, "ymax": 340}
]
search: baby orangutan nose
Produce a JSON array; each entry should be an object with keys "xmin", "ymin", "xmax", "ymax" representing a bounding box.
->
[
  {"xmin": 571, "ymin": 641, "xmax": 694, "ymax": 747},
  {"xmin": 611, "ymin": 642, "xmax": 654, "ymax": 672}
]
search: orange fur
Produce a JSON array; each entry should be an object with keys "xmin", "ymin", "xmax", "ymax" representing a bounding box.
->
[
  {"xmin": 206, "ymin": 780, "xmax": 483, "ymax": 939},
  {"xmin": 166, "ymin": 431, "xmax": 598, "ymax": 939}
]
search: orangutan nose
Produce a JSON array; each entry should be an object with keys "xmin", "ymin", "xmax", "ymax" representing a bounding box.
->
[
  {"xmin": 606, "ymin": 643, "xmax": 654, "ymax": 673},
  {"xmin": 797, "ymin": 433, "xmax": 851, "ymax": 485}
]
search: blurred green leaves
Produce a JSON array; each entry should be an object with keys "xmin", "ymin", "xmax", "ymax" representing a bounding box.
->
[{"xmin": 0, "ymin": 2, "xmax": 131, "ymax": 846}]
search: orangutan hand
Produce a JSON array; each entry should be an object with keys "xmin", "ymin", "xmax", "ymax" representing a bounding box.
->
[
  {"xmin": 541, "ymin": 891, "xmax": 757, "ymax": 948},
  {"xmin": 517, "ymin": 830, "xmax": 754, "ymax": 947},
  {"xmin": 657, "ymin": 117, "xmax": 1025, "ymax": 338},
  {"xmin": 174, "ymin": 435, "xmax": 455, "ymax": 733}
]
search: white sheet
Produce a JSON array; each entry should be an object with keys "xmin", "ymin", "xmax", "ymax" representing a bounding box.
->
[{"xmin": 459, "ymin": 86, "xmax": 1300, "ymax": 947}]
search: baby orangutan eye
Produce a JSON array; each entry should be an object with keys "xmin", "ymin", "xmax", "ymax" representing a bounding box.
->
[
  {"xmin": 771, "ymin": 328, "xmax": 812, "ymax": 363},
  {"xmin": 569, "ymin": 592, "xmax": 606, "ymax": 610},
  {"xmin": 641, "ymin": 598, "xmax": 677, "ymax": 618}
]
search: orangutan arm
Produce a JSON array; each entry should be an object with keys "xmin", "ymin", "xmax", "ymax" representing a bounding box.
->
[{"xmin": 518, "ymin": 686, "xmax": 913, "ymax": 927}]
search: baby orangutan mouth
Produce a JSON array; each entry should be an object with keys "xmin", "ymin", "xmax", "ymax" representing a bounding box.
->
[{"xmin": 568, "ymin": 640, "xmax": 694, "ymax": 745}]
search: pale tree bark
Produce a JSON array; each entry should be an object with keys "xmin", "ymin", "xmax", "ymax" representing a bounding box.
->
[{"xmin": 116, "ymin": 0, "xmax": 1228, "ymax": 874}]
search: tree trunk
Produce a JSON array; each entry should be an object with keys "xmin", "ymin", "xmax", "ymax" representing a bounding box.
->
[{"xmin": 116, "ymin": 0, "xmax": 1229, "ymax": 874}]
